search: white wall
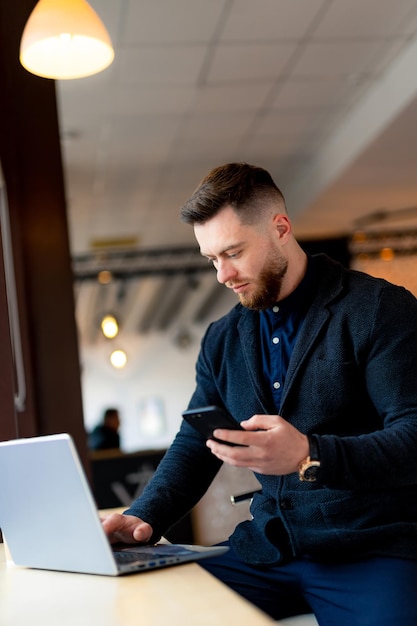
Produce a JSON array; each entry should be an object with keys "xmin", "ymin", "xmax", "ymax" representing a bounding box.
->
[
  {"xmin": 80, "ymin": 290, "xmax": 237, "ymax": 453},
  {"xmin": 81, "ymin": 327, "xmax": 202, "ymax": 452}
]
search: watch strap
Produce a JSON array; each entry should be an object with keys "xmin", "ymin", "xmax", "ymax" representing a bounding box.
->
[
  {"xmin": 307, "ymin": 434, "xmax": 320, "ymax": 461},
  {"xmin": 298, "ymin": 434, "xmax": 321, "ymax": 482}
]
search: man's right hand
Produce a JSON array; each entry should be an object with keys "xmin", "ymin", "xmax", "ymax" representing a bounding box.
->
[{"xmin": 101, "ymin": 512, "xmax": 153, "ymax": 544}]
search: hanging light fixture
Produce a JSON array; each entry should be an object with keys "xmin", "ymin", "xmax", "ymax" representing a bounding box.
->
[
  {"xmin": 110, "ymin": 349, "xmax": 127, "ymax": 369},
  {"xmin": 19, "ymin": 0, "xmax": 114, "ymax": 80},
  {"xmin": 101, "ymin": 314, "xmax": 119, "ymax": 339}
]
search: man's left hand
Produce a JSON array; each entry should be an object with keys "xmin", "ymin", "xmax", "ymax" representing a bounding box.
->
[{"xmin": 207, "ymin": 414, "xmax": 309, "ymax": 475}]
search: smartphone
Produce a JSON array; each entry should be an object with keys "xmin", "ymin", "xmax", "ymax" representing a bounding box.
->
[{"xmin": 182, "ymin": 405, "xmax": 245, "ymax": 446}]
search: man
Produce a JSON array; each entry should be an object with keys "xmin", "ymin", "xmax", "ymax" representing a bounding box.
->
[
  {"xmin": 88, "ymin": 407, "xmax": 121, "ymax": 450},
  {"xmin": 103, "ymin": 163, "xmax": 417, "ymax": 624}
]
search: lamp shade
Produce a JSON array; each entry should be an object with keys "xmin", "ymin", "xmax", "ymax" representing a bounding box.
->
[{"xmin": 20, "ymin": 0, "xmax": 114, "ymax": 79}]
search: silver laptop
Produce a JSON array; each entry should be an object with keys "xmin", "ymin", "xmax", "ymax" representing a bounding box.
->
[{"xmin": 0, "ymin": 434, "xmax": 228, "ymax": 576}]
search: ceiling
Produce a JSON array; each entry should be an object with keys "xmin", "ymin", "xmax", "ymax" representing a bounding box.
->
[{"xmin": 56, "ymin": 0, "xmax": 417, "ymax": 343}]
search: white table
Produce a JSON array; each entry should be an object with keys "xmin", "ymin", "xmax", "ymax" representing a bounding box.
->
[{"xmin": 0, "ymin": 542, "xmax": 278, "ymax": 625}]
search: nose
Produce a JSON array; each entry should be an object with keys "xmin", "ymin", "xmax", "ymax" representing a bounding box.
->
[{"xmin": 216, "ymin": 259, "xmax": 236, "ymax": 285}]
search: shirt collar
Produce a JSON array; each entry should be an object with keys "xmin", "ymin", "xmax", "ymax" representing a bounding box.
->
[{"xmin": 265, "ymin": 254, "xmax": 314, "ymax": 317}]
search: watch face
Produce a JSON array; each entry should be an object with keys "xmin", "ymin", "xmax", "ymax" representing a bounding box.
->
[
  {"xmin": 303, "ymin": 461, "xmax": 320, "ymax": 483},
  {"xmin": 303, "ymin": 462, "xmax": 320, "ymax": 482},
  {"xmin": 298, "ymin": 457, "xmax": 321, "ymax": 482}
]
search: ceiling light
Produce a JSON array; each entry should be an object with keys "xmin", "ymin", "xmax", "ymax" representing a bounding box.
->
[
  {"xmin": 101, "ymin": 315, "xmax": 118, "ymax": 339},
  {"xmin": 110, "ymin": 349, "xmax": 127, "ymax": 369},
  {"xmin": 97, "ymin": 270, "xmax": 113, "ymax": 284},
  {"xmin": 20, "ymin": 0, "xmax": 114, "ymax": 80}
]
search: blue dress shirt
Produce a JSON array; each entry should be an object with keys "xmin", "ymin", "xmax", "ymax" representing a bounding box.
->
[{"xmin": 260, "ymin": 256, "xmax": 314, "ymax": 411}]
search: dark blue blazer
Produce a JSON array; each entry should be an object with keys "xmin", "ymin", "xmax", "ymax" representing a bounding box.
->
[{"xmin": 127, "ymin": 255, "xmax": 417, "ymax": 564}]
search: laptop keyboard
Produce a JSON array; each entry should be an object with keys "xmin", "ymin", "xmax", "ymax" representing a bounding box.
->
[
  {"xmin": 113, "ymin": 550, "xmax": 155, "ymax": 564},
  {"xmin": 113, "ymin": 544, "xmax": 194, "ymax": 565}
]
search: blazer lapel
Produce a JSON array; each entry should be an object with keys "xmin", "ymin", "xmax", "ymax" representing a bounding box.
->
[
  {"xmin": 237, "ymin": 308, "xmax": 271, "ymax": 411},
  {"xmin": 234, "ymin": 255, "xmax": 345, "ymax": 415},
  {"xmin": 281, "ymin": 256, "xmax": 344, "ymax": 410}
]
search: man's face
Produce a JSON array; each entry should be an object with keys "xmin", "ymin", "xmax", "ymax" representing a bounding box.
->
[{"xmin": 194, "ymin": 205, "xmax": 288, "ymax": 310}]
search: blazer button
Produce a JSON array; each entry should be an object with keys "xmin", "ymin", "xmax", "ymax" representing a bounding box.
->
[{"xmin": 280, "ymin": 498, "xmax": 294, "ymax": 510}]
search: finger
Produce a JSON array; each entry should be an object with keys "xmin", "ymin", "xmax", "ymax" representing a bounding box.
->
[
  {"xmin": 207, "ymin": 438, "xmax": 257, "ymax": 467},
  {"xmin": 102, "ymin": 513, "xmax": 146, "ymax": 544},
  {"xmin": 132, "ymin": 523, "xmax": 153, "ymax": 543},
  {"xmin": 211, "ymin": 428, "xmax": 249, "ymax": 446},
  {"xmin": 101, "ymin": 512, "xmax": 124, "ymax": 533},
  {"xmin": 241, "ymin": 414, "xmax": 280, "ymax": 430}
]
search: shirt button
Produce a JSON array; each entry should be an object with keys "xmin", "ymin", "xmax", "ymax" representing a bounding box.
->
[
  {"xmin": 273, "ymin": 306, "xmax": 279, "ymax": 313},
  {"xmin": 273, "ymin": 381, "xmax": 281, "ymax": 389},
  {"xmin": 272, "ymin": 336, "xmax": 280, "ymax": 344}
]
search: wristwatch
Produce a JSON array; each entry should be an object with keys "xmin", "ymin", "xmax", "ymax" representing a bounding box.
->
[{"xmin": 298, "ymin": 434, "xmax": 321, "ymax": 482}]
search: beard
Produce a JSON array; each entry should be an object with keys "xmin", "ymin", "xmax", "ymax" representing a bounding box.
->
[{"xmin": 238, "ymin": 248, "xmax": 288, "ymax": 311}]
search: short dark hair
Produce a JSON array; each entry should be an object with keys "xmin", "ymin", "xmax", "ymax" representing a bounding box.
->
[
  {"xmin": 103, "ymin": 408, "xmax": 119, "ymax": 423},
  {"xmin": 180, "ymin": 162, "xmax": 286, "ymax": 225}
]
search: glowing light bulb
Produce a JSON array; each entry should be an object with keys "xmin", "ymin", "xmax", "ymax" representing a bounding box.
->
[
  {"xmin": 101, "ymin": 315, "xmax": 118, "ymax": 339},
  {"xmin": 110, "ymin": 350, "xmax": 127, "ymax": 369}
]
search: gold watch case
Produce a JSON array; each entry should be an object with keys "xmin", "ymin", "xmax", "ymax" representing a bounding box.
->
[{"xmin": 298, "ymin": 456, "xmax": 321, "ymax": 482}]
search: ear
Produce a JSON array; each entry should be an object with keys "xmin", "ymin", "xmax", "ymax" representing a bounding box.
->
[{"xmin": 273, "ymin": 214, "xmax": 291, "ymax": 241}]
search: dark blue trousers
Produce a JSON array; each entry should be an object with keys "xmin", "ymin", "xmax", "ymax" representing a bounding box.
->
[{"xmin": 200, "ymin": 541, "xmax": 417, "ymax": 624}]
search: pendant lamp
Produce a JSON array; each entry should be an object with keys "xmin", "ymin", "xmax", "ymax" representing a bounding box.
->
[{"xmin": 20, "ymin": 0, "xmax": 114, "ymax": 80}]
